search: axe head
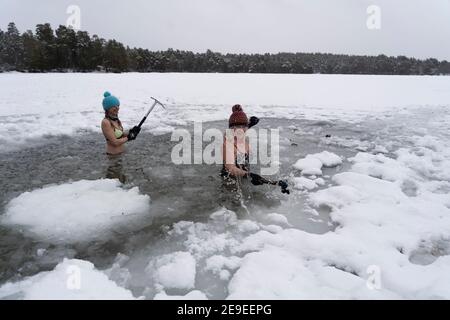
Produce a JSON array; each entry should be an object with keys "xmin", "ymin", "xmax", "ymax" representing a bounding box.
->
[{"xmin": 151, "ymin": 97, "xmax": 166, "ymax": 109}]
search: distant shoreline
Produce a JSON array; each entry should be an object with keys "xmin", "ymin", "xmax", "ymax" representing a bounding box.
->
[
  {"xmin": 1, "ymin": 22, "xmax": 449, "ymax": 76},
  {"xmin": 1, "ymin": 70, "xmax": 449, "ymax": 77}
]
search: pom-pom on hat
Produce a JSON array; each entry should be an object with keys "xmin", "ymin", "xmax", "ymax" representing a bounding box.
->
[
  {"xmin": 102, "ymin": 91, "xmax": 120, "ymax": 111},
  {"xmin": 229, "ymin": 104, "xmax": 249, "ymax": 128}
]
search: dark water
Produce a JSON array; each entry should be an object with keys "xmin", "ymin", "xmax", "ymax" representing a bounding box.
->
[{"xmin": 0, "ymin": 117, "xmax": 382, "ymax": 294}]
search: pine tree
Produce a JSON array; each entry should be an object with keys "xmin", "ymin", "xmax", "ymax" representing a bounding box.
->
[
  {"xmin": 3, "ymin": 22, "xmax": 24, "ymax": 69},
  {"xmin": 90, "ymin": 35, "xmax": 106, "ymax": 70},
  {"xmin": 22, "ymin": 30, "xmax": 40, "ymax": 71},
  {"xmin": 0, "ymin": 28, "xmax": 5, "ymax": 68},
  {"xmin": 35, "ymin": 23, "xmax": 56, "ymax": 70},
  {"xmin": 76, "ymin": 30, "xmax": 92, "ymax": 71},
  {"xmin": 55, "ymin": 25, "xmax": 77, "ymax": 69},
  {"xmin": 104, "ymin": 40, "xmax": 128, "ymax": 72}
]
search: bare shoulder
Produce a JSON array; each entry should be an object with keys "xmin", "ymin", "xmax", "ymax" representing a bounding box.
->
[
  {"xmin": 101, "ymin": 118, "xmax": 110, "ymax": 127},
  {"xmin": 101, "ymin": 118, "xmax": 112, "ymax": 134}
]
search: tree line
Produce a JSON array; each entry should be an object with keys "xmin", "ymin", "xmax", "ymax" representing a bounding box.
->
[{"xmin": 1, "ymin": 22, "xmax": 449, "ymax": 75}]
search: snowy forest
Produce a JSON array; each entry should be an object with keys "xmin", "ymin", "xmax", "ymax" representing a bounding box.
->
[{"xmin": 1, "ymin": 22, "xmax": 450, "ymax": 75}]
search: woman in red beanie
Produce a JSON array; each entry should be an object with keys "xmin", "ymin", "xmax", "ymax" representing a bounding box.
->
[
  {"xmin": 221, "ymin": 107, "xmax": 290, "ymax": 195},
  {"xmin": 222, "ymin": 104, "xmax": 251, "ymax": 178}
]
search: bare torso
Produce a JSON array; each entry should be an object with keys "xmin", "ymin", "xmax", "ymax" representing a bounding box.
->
[
  {"xmin": 222, "ymin": 135, "xmax": 250, "ymax": 177},
  {"xmin": 101, "ymin": 118, "xmax": 128, "ymax": 155}
]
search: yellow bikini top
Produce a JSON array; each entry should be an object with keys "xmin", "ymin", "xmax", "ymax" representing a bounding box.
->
[
  {"xmin": 114, "ymin": 128, "xmax": 123, "ymax": 139},
  {"xmin": 107, "ymin": 117, "xmax": 123, "ymax": 139}
]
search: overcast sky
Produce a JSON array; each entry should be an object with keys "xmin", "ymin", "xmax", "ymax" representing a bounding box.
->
[{"xmin": 1, "ymin": 0, "xmax": 450, "ymax": 60}]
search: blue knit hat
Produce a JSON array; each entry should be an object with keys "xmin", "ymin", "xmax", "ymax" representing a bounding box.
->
[{"xmin": 102, "ymin": 91, "xmax": 120, "ymax": 111}]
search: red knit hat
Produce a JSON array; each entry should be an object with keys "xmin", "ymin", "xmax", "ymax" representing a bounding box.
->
[{"xmin": 229, "ymin": 104, "xmax": 249, "ymax": 128}]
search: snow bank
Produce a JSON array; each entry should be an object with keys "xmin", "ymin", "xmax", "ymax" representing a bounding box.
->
[
  {"xmin": 205, "ymin": 255, "xmax": 242, "ymax": 281},
  {"xmin": 0, "ymin": 259, "xmax": 136, "ymax": 300},
  {"xmin": 313, "ymin": 151, "xmax": 343, "ymax": 167},
  {"xmin": 293, "ymin": 155, "xmax": 323, "ymax": 175},
  {"xmin": 1, "ymin": 179, "xmax": 151, "ymax": 242},
  {"xmin": 228, "ymin": 134, "xmax": 450, "ymax": 299},
  {"xmin": 147, "ymin": 251, "xmax": 196, "ymax": 290},
  {"xmin": 158, "ymin": 131, "xmax": 450, "ymax": 299},
  {"xmin": 264, "ymin": 213, "xmax": 291, "ymax": 227},
  {"xmin": 293, "ymin": 151, "xmax": 342, "ymax": 175},
  {"xmin": 293, "ymin": 177, "xmax": 324, "ymax": 190}
]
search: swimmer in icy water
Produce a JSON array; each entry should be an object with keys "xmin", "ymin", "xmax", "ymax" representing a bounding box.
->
[
  {"xmin": 101, "ymin": 91, "xmax": 141, "ymax": 155},
  {"xmin": 221, "ymin": 105, "xmax": 290, "ymax": 194},
  {"xmin": 221, "ymin": 104, "xmax": 264, "ymax": 183},
  {"xmin": 221, "ymin": 104, "xmax": 252, "ymax": 179}
]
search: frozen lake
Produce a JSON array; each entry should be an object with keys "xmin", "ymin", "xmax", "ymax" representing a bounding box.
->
[{"xmin": 0, "ymin": 73, "xmax": 449, "ymax": 299}]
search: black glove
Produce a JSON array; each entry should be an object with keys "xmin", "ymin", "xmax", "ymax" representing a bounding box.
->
[
  {"xmin": 278, "ymin": 180, "xmax": 290, "ymax": 194},
  {"xmin": 248, "ymin": 116, "xmax": 260, "ymax": 129},
  {"xmin": 249, "ymin": 172, "xmax": 265, "ymax": 186},
  {"xmin": 127, "ymin": 126, "xmax": 141, "ymax": 141}
]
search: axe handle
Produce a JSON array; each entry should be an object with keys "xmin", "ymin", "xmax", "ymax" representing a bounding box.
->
[
  {"xmin": 137, "ymin": 116, "xmax": 148, "ymax": 129},
  {"xmin": 253, "ymin": 173, "xmax": 278, "ymax": 185},
  {"xmin": 137, "ymin": 98, "xmax": 161, "ymax": 128}
]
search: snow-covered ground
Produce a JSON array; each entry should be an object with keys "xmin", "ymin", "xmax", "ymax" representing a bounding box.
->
[
  {"xmin": 1, "ymin": 72, "xmax": 450, "ymax": 152},
  {"xmin": 0, "ymin": 73, "xmax": 449, "ymax": 299},
  {"xmin": 0, "ymin": 259, "xmax": 136, "ymax": 300}
]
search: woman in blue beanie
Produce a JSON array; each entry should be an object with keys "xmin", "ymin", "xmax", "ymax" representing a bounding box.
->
[{"xmin": 101, "ymin": 91, "xmax": 140, "ymax": 155}]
